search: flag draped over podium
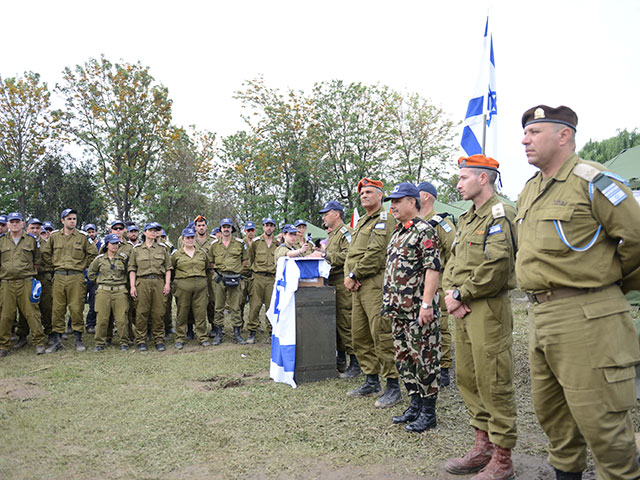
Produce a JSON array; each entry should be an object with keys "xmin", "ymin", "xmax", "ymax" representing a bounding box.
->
[{"xmin": 460, "ymin": 16, "xmax": 497, "ymax": 158}]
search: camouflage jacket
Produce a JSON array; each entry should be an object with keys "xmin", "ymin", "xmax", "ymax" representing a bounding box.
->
[{"xmin": 382, "ymin": 217, "xmax": 441, "ymax": 319}]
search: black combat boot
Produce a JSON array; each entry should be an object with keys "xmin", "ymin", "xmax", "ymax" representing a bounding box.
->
[
  {"xmin": 554, "ymin": 468, "xmax": 582, "ymax": 480},
  {"xmin": 405, "ymin": 396, "xmax": 437, "ymax": 432},
  {"xmin": 246, "ymin": 330, "xmax": 257, "ymax": 344},
  {"xmin": 347, "ymin": 374, "xmax": 382, "ymax": 397},
  {"xmin": 375, "ymin": 378, "xmax": 402, "ymax": 408},
  {"xmin": 211, "ymin": 326, "xmax": 223, "ymax": 346},
  {"xmin": 339, "ymin": 355, "xmax": 362, "ymax": 379},
  {"xmin": 45, "ymin": 333, "xmax": 63, "ymax": 354},
  {"xmin": 74, "ymin": 331, "xmax": 86, "ymax": 352},
  {"xmin": 392, "ymin": 394, "xmax": 422, "ymax": 424},
  {"xmin": 13, "ymin": 336, "xmax": 27, "ymax": 350},
  {"xmin": 440, "ymin": 367, "xmax": 450, "ymax": 387},
  {"xmin": 336, "ymin": 351, "xmax": 347, "ymax": 373},
  {"xmin": 233, "ymin": 326, "xmax": 246, "ymax": 344}
]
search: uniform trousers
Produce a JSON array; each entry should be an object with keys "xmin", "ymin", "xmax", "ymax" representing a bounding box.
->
[
  {"xmin": 0, "ymin": 279, "xmax": 45, "ymax": 349},
  {"xmin": 529, "ymin": 285, "xmax": 640, "ymax": 478},
  {"xmin": 454, "ymin": 292, "xmax": 517, "ymax": 449},
  {"xmin": 51, "ymin": 273, "xmax": 86, "ymax": 334},
  {"xmin": 16, "ymin": 272, "xmax": 53, "ymax": 337},
  {"xmin": 351, "ymin": 272, "xmax": 398, "ymax": 379},
  {"xmin": 330, "ymin": 275, "xmax": 353, "ymax": 354},
  {"xmin": 247, "ymin": 273, "xmax": 274, "ymax": 333},
  {"xmin": 134, "ymin": 278, "xmax": 165, "ymax": 345},
  {"xmin": 174, "ymin": 277, "xmax": 209, "ymax": 343},
  {"xmin": 95, "ymin": 286, "xmax": 129, "ymax": 347},
  {"xmin": 213, "ymin": 279, "xmax": 243, "ymax": 328},
  {"xmin": 438, "ymin": 287, "xmax": 452, "ymax": 369}
]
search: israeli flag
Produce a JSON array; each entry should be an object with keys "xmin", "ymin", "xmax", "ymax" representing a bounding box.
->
[
  {"xmin": 295, "ymin": 257, "xmax": 331, "ymax": 280},
  {"xmin": 460, "ymin": 16, "xmax": 497, "ymax": 158},
  {"xmin": 267, "ymin": 257, "xmax": 301, "ymax": 388}
]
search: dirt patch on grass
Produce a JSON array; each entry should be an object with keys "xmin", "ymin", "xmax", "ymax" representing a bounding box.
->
[
  {"xmin": 187, "ymin": 372, "xmax": 271, "ymax": 391},
  {"xmin": 0, "ymin": 377, "xmax": 47, "ymax": 401}
]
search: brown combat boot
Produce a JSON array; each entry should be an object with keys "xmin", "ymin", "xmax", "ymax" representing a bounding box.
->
[
  {"xmin": 470, "ymin": 446, "xmax": 515, "ymax": 480},
  {"xmin": 444, "ymin": 429, "xmax": 494, "ymax": 474}
]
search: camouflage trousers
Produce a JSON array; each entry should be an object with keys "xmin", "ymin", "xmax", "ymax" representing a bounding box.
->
[{"xmin": 391, "ymin": 313, "xmax": 441, "ymax": 399}]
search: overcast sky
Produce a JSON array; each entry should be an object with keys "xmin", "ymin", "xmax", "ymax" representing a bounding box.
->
[{"xmin": 3, "ymin": 0, "xmax": 639, "ymax": 198}]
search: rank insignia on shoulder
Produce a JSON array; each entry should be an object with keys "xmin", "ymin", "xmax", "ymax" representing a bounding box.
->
[
  {"xmin": 593, "ymin": 174, "xmax": 627, "ymax": 206},
  {"xmin": 374, "ymin": 222, "xmax": 386, "ymax": 230},
  {"xmin": 380, "ymin": 211, "xmax": 388, "ymax": 220},
  {"xmin": 488, "ymin": 224, "xmax": 502, "ymax": 235},
  {"xmin": 431, "ymin": 214, "xmax": 443, "ymax": 223},
  {"xmin": 491, "ymin": 204, "xmax": 505, "ymax": 219},
  {"xmin": 340, "ymin": 226, "xmax": 352, "ymax": 243},
  {"xmin": 441, "ymin": 222, "xmax": 452, "ymax": 233}
]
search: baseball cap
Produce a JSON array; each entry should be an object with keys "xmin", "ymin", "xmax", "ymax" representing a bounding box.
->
[
  {"xmin": 181, "ymin": 227, "xmax": 196, "ymax": 237},
  {"xmin": 28, "ymin": 218, "xmax": 43, "ymax": 226},
  {"xmin": 384, "ymin": 183, "xmax": 420, "ymax": 201},
  {"xmin": 84, "ymin": 223, "xmax": 97, "ymax": 231},
  {"xmin": 7, "ymin": 212, "xmax": 24, "ymax": 222},
  {"xmin": 60, "ymin": 208, "xmax": 77, "ymax": 219},
  {"xmin": 319, "ymin": 200, "xmax": 344, "ymax": 213},
  {"xmin": 103, "ymin": 233, "xmax": 121, "ymax": 244},
  {"xmin": 417, "ymin": 182, "xmax": 438, "ymax": 199}
]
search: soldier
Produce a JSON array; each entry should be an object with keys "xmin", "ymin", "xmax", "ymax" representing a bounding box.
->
[
  {"xmin": 240, "ymin": 221, "xmax": 256, "ymax": 328},
  {"xmin": 442, "ymin": 155, "xmax": 517, "ymax": 479},
  {"xmin": 246, "ymin": 217, "xmax": 278, "ymax": 344},
  {"xmin": 194, "ymin": 215, "xmax": 216, "ymax": 334},
  {"xmin": 108, "ymin": 220, "xmax": 133, "ymax": 344},
  {"xmin": 87, "ymin": 234, "xmax": 130, "ymax": 351},
  {"xmin": 159, "ymin": 229, "xmax": 175, "ymax": 339},
  {"xmin": 418, "ymin": 182, "xmax": 456, "ymax": 387},
  {"xmin": 128, "ymin": 222, "xmax": 172, "ymax": 352},
  {"xmin": 0, "ymin": 212, "xmax": 46, "ymax": 357},
  {"xmin": 41, "ymin": 221, "xmax": 54, "ymax": 241},
  {"xmin": 383, "ymin": 183, "xmax": 442, "ymax": 433},
  {"xmin": 275, "ymin": 225, "xmax": 309, "ymax": 261},
  {"xmin": 294, "ymin": 219, "xmax": 314, "ymax": 251},
  {"xmin": 39, "ymin": 221, "xmax": 55, "ymax": 343},
  {"xmin": 171, "ymin": 227, "xmax": 211, "ymax": 349},
  {"xmin": 0, "ymin": 215, "xmax": 7, "ymax": 235},
  {"xmin": 83, "ymin": 223, "xmax": 100, "ymax": 334},
  {"xmin": 344, "ymin": 177, "xmax": 400, "ymax": 408},
  {"xmin": 211, "ymin": 227, "xmax": 221, "ymax": 240},
  {"xmin": 43, "ymin": 208, "xmax": 98, "ymax": 353},
  {"xmin": 319, "ymin": 200, "xmax": 360, "ymax": 378},
  {"xmin": 127, "ymin": 225, "xmax": 140, "ymax": 247},
  {"xmin": 208, "ymin": 218, "xmax": 248, "ymax": 345},
  {"xmin": 518, "ymin": 105, "xmax": 640, "ymax": 480}
]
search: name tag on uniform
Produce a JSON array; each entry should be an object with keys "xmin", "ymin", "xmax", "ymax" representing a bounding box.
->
[
  {"xmin": 488, "ymin": 224, "xmax": 502, "ymax": 235},
  {"xmin": 374, "ymin": 223, "xmax": 385, "ymax": 230}
]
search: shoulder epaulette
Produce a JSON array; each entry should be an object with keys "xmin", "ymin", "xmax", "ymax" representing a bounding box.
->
[
  {"xmin": 96, "ymin": 253, "xmax": 105, "ymax": 259},
  {"xmin": 78, "ymin": 229, "xmax": 88, "ymax": 237},
  {"xmin": 211, "ymin": 238, "xmax": 219, "ymax": 244},
  {"xmin": 340, "ymin": 225, "xmax": 352, "ymax": 243},
  {"xmin": 171, "ymin": 249, "xmax": 178, "ymax": 256},
  {"xmin": 51, "ymin": 229, "xmax": 60, "ymax": 234},
  {"xmin": 118, "ymin": 252, "xmax": 128, "ymax": 260},
  {"xmin": 380, "ymin": 210, "xmax": 388, "ymax": 221},
  {"xmin": 133, "ymin": 243, "xmax": 141, "ymax": 248},
  {"xmin": 27, "ymin": 233, "xmax": 38, "ymax": 240},
  {"xmin": 573, "ymin": 163, "xmax": 601, "ymax": 182},
  {"xmin": 492, "ymin": 203, "xmax": 506, "ymax": 219},
  {"xmin": 157, "ymin": 241, "xmax": 167, "ymax": 248}
]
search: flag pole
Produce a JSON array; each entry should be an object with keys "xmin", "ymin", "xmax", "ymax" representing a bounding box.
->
[{"xmin": 482, "ymin": 114, "xmax": 487, "ymax": 155}]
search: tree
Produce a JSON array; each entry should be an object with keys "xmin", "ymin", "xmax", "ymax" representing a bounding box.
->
[
  {"xmin": 58, "ymin": 56, "xmax": 174, "ymax": 221},
  {"xmin": 0, "ymin": 72, "xmax": 62, "ymax": 214},
  {"xmin": 437, "ymin": 174, "xmax": 463, "ymax": 204},
  {"xmin": 579, "ymin": 128, "xmax": 640, "ymax": 164}
]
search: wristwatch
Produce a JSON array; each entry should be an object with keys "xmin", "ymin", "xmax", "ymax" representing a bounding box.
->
[
  {"xmin": 348, "ymin": 271, "xmax": 357, "ymax": 280},
  {"xmin": 452, "ymin": 289, "xmax": 462, "ymax": 301},
  {"xmin": 420, "ymin": 302, "xmax": 433, "ymax": 310}
]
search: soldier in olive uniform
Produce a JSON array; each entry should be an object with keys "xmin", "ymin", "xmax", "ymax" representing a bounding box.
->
[
  {"xmin": 0, "ymin": 215, "xmax": 7, "ymax": 236},
  {"xmin": 518, "ymin": 105, "xmax": 640, "ymax": 480},
  {"xmin": 43, "ymin": 208, "xmax": 98, "ymax": 353},
  {"xmin": 418, "ymin": 182, "xmax": 456, "ymax": 387},
  {"xmin": 383, "ymin": 184, "xmax": 441, "ymax": 433},
  {"xmin": 240, "ymin": 221, "xmax": 256, "ymax": 329},
  {"xmin": 319, "ymin": 200, "xmax": 360, "ymax": 377},
  {"xmin": 443, "ymin": 155, "xmax": 517, "ymax": 480},
  {"xmin": 0, "ymin": 213, "xmax": 46, "ymax": 357},
  {"xmin": 344, "ymin": 177, "xmax": 400, "ymax": 408},
  {"xmin": 171, "ymin": 227, "xmax": 211, "ymax": 349},
  {"xmin": 194, "ymin": 215, "xmax": 216, "ymax": 335},
  {"xmin": 208, "ymin": 218, "xmax": 248, "ymax": 345},
  {"xmin": 246, "ymin": 217, "xmax": 278, "ymax": 344},
  {"xmin": 275, "ymin": 225, "xmax": 310, "ymax": 261},
  {"xmin": 87, "ymin": 234, "xmax": 130, "ymax": 351},
  {"xmin": 128, "ymin": 222, "xmax": 172, "ymax": 351}
]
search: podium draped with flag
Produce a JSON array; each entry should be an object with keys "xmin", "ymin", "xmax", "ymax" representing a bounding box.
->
[{"xmin": 461, "ymin": 16, "xmax": 497, "ymax": 158}]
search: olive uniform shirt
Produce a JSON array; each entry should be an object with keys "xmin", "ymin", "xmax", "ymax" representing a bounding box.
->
[
  {"xmin": 209, "ymin": 237, "xmax": 247, "ymax": 274},
  {"xmin": 324, "ymin": 223, "xmax": 353, "ymax": 284},
  {"xmin": 171, "ymin": 248, "xmax": 209, "ymax": 279},
  {"xmin": 249, "ymin": 235, "xmax": 277, "ymax": 274},
  {"xmin": 41, "ymin": 229, "xmax": 97, "ymax": 271},
  {"xmin": 87, "ymin": 253, "xmax": 129, "ymax": 285},
  {"xmin": 128, "ymin": 242, "xmax": 172, "ymax": 276},
  {"xmin": 0, "ymin": 233, "xmax": 40, "ymax": 280}
]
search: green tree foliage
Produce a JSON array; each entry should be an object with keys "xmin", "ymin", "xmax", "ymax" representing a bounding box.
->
[
  {"xmin": 58, "ymin": 56, "xmax": 174, "ymax": 221},
  {"xmin": 0, "ymin": 72, "xmax": 62, "ymax": 214},
  {"xmin": 437, "ymin": 174, "xmax": 463, "ymax": 204},
  {"xmin": 579, "ymin": 128, "xmax": 640, "ymax": 164}
]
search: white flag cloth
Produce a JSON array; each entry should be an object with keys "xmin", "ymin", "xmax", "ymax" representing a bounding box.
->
[
  {"xmin": 350, "ymin": 208, "xmax": 360, "ymax": 229},
  {"xmin": 460, "ymin": 16, "xmax": 497, "ymax": 158}
]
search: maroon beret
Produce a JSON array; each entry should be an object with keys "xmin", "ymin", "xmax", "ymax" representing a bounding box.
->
[{"xmin": 522, "ymin": 105, "xmax": 578, "ymax": 131}]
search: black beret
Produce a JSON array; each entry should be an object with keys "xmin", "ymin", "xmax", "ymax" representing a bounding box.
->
[{"xmin": 522, "ymin": 105, "xmax": 578, "ymax": 131}]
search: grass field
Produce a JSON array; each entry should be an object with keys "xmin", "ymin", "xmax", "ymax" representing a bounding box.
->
[{"xmin": 0, "ymin": 299, "xmax": 638, "ymax": 479}]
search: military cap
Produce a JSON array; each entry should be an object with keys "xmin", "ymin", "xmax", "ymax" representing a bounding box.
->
[
  {"xmin": 283, "ymin": 225, "xmax": 298, "ymax": 234},
  {"xmin": 7, "ymin": 212, "xmax": 24, "ymax": 222},
  {"xmin": 417, "ymin": 182, "xmax": 438, "ymax": 199},
  {"xmin": 319, "ymin": 200, "xmax": 344, "ymax": 213},
  {"xmin": 143, "ymin": 223, "xmax": 157, "ymax": 231},
  {"xmin": 193, "ymin": 215, "xmax": 207, "ymax": 224},
  {"xmin": 160, "ymin": 229, "xmax": 167, "ymax": 236},
  {"xmin": 127, "ymin": 224, "xmax": 139, "ymax": 232},
  {"xmin": 294, "ymin": 219, "xmax": 307, "ymax": 227},
  {"xmin": 186, "ymin": 221, "xmax": 195, "ymax": 230},
  {"xmin": 103, "ymin": 233, "xmax": 121, "ymax": 244},
  {"xmin": 210, "ymin": 227, "xmax": 220, "ymax": 236},
  {"xmin": 43, "ymin": 221, "xmax": 54, "ymax": 231},
  {"xmin": 181, "ymin": 227, "xmax": 196, "ymax": 237},
  {"xmin": 0, "ymin": 215, "xmax": 7, "ymax": 225},
  {"xmin": 60, "ymin": 208, "xmax": 77, "ymax": 219},
  {"xmin": 458, "ymin": 154, "xmax": 500, "ymax": 171},
  {"xmin": 357, "ymin": 177, "xmax": 383, "ymax": 193},
  {"xmin": 28, "ymin": 217, "xmax": 43, "ymax": 226},
  {"xmin": 244, "ymin": 221, "xmax": 257, "ymax": 231},
  {"xmin": 220, "ymin": 218, "xmax": 233, "ymax": 227},
  {"xmin": 522, "ymin": 105, "xmax": 577, "ymax": 131},
  {"xmin": 384, "ymin": 183, "xmax": 420, "ymax": 201},
  {"xmin": 262, "ymin": 217, "xmax": 276, "ymax": 226},
  {"xmin": 84, "ymin": 223, "xmax": 97, "ymax": 232},
  {"xmin": 110, "ymin": 220, "xmax": 125, "ymax": 229}
]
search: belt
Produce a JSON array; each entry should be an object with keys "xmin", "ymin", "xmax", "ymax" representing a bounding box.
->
[
  {"xmin": 1, "ymin": 278, "xmax": 31, "ymax": 282},
  {"xmin": 255, "ymin": 272, "xmax": 275, "ymax": 277},
  {"xmin": 98, "ymin": 285, "xmax": 127, "ymax": 292},
  {"xmin": 526, "ymin": 285, "xmax": 610, "ymax": 305},
  {"xmin": 139, "ymin": 274, "xmax": 160, "ymax": 279},
  {"xmin": 55, "ymin": 270, "xmax": 83, "ymax": 276}
]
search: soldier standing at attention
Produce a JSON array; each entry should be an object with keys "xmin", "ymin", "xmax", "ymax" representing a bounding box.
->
[
  {"xmin": 246, "ymin": 217, "xmax": 278, "ymax": 344},
  {"xmin": 344, "ymin": 177, "xmax": 400, "ymax": 408},
  {"xmin": 87, "ymin": 234, "xmax": 130, "ymax": 351},
  {"xmin": 319, "ymin": 200, "xmax": 360, "ymax": 378},
  {"xmin": 442, "ymin": 155, "xmax": 517, "ymax": 479},
  {"xmin": 194, "ymin": 215, "xmax": 216, "ymax": 334},
  {"xmin": 208, "ymin": 218, "xmax": 248, "ymax": 345},
  {"xmin": 518, "ymin": 105, "xmax": 640, "ymax": 480},
  {"xmin": 128, "ymin": 223, "xmax": 172, "ymax": 352},
  {"xmin": 0, "ymin": 213, "xmax": 46, "ymax": 357},
  {"xmin": 43, "ymin": 208, "xmax": 98, "ymax": 353},
  {"xmin": 240, "ymin": 221, "xmax": 256, "ymax": 329},
  {"xmin": 83, "ymin": 223, "xmax": 99, "ymax": 334},
  {"xmin": 127, "ymin": 225, "xmax": 140, "ymax": 247},
  {"xmin": 418, "ymin": 182, "xmax": 456, "ymax": 387},
  {"xmin": 382, "ymin": 184, "xmax": 442, "ymax": 433}
]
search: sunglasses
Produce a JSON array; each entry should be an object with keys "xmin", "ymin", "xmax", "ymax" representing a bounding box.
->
[{"xmin": 112, "ymin": 226, "xmax": 124, "ymax": 231}]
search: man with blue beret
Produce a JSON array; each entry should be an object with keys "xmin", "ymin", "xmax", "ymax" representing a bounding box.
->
[{"xmin": 240, "ymin": 221, "xmax": 257, "ymax": 329}]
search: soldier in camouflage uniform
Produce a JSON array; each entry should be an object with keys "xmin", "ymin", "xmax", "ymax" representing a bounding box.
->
[{"xmin": 382, "ymin": 183, "xmax": 442, "ymax": 433}]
